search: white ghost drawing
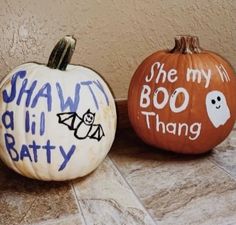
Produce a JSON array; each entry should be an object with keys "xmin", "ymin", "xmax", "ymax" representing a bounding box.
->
[{"xmin": 206, "ymin": 90, "xmax": 230, "ymax": 128}]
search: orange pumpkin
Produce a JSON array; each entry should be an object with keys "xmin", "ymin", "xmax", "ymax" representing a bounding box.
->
[{"xmin": 128, "ymin": 35, "xmax": 236, "ymax": 154}]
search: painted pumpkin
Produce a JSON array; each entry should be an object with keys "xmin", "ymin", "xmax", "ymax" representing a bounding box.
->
[
  {"xmin": 0, "ymin": 36, "xmax": 117, "ymax": 180},
  {"xmin": 128, "ymin": 35, "xmax": 236, "ymax": 154}
]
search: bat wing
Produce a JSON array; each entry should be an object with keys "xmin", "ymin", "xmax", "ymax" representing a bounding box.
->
[
  {"xmin": 57, "ymin": 112, "xmax": 81, "ymax": 130},
  {"xmin": 88, "ymin": 124, "xmax": 105, "ymax": 141}
]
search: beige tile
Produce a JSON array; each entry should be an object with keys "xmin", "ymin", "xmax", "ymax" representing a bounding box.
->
[
  {"xmin": 211, "ymin": 127, "xmax": 236, "ymax": 178},
  {"xmin": 72, "ymin": 157, "xmax": 156, "ymax": 225},
  {"xmin": 0, "ymin": 162, "xmax": 83, "ymax": 225},
  {"xmin": 110, "ymin": 130, "xmax": 236, "ymax": 225}
]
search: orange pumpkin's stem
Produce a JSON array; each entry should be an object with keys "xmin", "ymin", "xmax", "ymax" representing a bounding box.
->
[
  {"xmin": 170, "ymin": 35, "xmax": 202, "ymax": 54},
  {"xmin": 47, "ymin": 35, "xmax": 76, "ymax": 71}
]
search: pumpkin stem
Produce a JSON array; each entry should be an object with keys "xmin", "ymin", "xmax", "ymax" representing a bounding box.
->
[
  {"xmin": 47, "ymin": 35, "xmax": 76, "ymax": 71},
  {"xmin": 170, "ymin": 35, "xmax": 202, "ymax": 54}
]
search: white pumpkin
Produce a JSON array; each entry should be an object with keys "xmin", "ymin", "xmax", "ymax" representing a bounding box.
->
[{"xmin": 0, "ymin": 36, "xmax": 117, "ymax": 181}]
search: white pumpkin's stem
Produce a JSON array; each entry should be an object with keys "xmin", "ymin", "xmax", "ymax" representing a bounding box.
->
[
  {"xmin": 47, "ymin": 35, "xmax": 76, "ymax": 70},
  {"xmin": 170, "ymin": 35, "xmax": 202, "ymax": 54}
]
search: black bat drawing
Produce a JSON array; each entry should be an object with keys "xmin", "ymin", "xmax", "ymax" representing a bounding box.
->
[{"xmin": 57, "ymin": 109, "xmax": 105, "ymax": 141}]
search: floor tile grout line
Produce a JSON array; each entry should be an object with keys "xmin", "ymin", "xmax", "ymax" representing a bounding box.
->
[
  {"xmin": 208, "ymin": 158, "xmax": 236, "ymax": 182},
  {"xmin": 108, "ymin": 155, "xmax": 159, "ymax": 225},
  {"xmin": 69, "ymin": 181, "xmax": 88, "ymax": 225},
  {"xmin": 19, "ymin": 197, "xmax": 38, "ymax": 224}
]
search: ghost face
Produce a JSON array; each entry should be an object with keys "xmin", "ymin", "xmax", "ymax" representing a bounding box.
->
[{"xmin": 206, "ymin": 91, "xmax": 230, "ymax": 128}]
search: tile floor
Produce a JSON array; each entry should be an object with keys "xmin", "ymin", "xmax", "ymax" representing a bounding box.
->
[{"xmin": 1, "ymin": 127, "xmax": 236, "ymax": 225}]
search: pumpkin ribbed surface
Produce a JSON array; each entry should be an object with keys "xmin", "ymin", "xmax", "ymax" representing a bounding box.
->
[{"xmin": 128, "ymin": 36, "xmax": 236, "ymax": 154}]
